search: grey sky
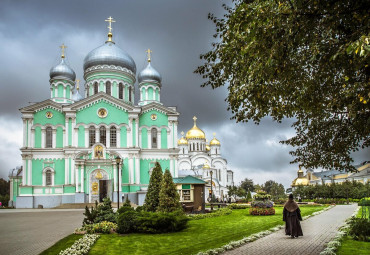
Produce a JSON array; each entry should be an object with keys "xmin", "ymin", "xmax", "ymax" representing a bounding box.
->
[{"xmin": 0, "ymin": 0, "xmax": 368, "ymax": 188}]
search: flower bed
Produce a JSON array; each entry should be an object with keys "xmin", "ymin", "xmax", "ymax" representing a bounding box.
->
[
  {"xmin": 59, "ymin": 234, "xmax": 100, "ymax": 255},
  {"xmin": 75, "ymin": 221, "xmax": 117, "ymax": 234},
  {"xmin": 188, "ymin": 208, "xmax": 232, "ymax": 220},
  {"xmin": 227, "ymin": 203, "xmax": 250, "ymax": 210},
  {"xmin": 249, "ymin": 207, "xmax": 275, "ymax": 216}
]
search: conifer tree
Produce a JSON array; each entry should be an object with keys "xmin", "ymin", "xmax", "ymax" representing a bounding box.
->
[
  {"xmin": 143, "ymin": 162, "xmax": 163, "ymax": 212},
  {"xmin": 247, "ymin": 190, "xmax": 252, "ymax": 203},
  {"xmin": 158, "ymin": 169, "xmax": 181, "ymax": 213}
]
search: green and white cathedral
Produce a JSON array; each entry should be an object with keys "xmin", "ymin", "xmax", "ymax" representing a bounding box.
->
[{"xmin": 9, "ymin": 19, "xmax": 234, "ymax": 208}]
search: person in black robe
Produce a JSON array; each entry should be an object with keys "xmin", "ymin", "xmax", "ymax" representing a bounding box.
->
[{"xmin": 283, "ymin": 194, "xmax": 303, "ymax": 238}]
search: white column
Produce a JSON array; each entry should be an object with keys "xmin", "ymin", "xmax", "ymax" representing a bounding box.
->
[
  {"xmin": 113, "ymin": 164, "xmax": 117, "ymax": 192},
  {"xmin": 145, "ymin": 88, "xmax": 148, "ymax": 101},
  {"xmin": 71, "ymin": 158, "xmax": 75, "ymax": 184},
  {"xmin": 81, "ymin": 165, "xmax": 84, "ymax": 193},
  {"xmin": 167, "ymin": 129, "xmax": 171, "ymax": 149},
  {"xmin": 148, "ymin": 131, "xmax": 152, "ymax": 149},
  {"xmin": 174, "ymin": 157, "xmax": 178, "ymax": 177},
  {"xmin": 117, "ymin": 128, "xmax": 121, "ymax": 148},
  {"xmin": 158, "ymin": 90, "xmax": 160, "ymax": 101},
  {"xmin": 128, "ymin": 156, "xmax": 134, "ymax": 184},
  {"xmin": 22, "ymin": 158, "xmax": 26, "ymax": 186},
  {"xmin": 75, "ymin": 164, "xmax": 79, "ymax": 192},
  {"xmin": 128, "ymin": 119, "xmax": 133, "ymax": 147},
  {"xmin": 65, "ymin": 156, "xmax": 69, "ymax": 184},
  {"xmin": 22, "ymin": 119, "xmax": 27, "ymax": 147},
  {"xmin": 138, "ymin": 131, "xmax": 142, "ymax": 148},
  {"xmin": 31, "ymin": 129, "xmax": 35, "ymax": 147},
  {"xmin": 52, "ymin": 129, "xmax": 56, "ymax": 148},
  {"xmin": 174, "ymin": 121, "xmax": 178, "ymax": 148},
  {"xmin": 135, "ymin": 119, "xmax": 139, "ymax": 147},
  {"xmin": 85, "ymin": 128, "xmax": 89, "ymax": 148},
  {"xmin": 28, "ymin": 119, "xmax": 33, "ymax": 147},
  {"xmin": 135, "ymin": 157, "xmax": 140, "ymax": 184},
  {"xmin": 28, "ymin": 157, "xmax": 32, "ymax": 185},
  {"xmin": 157, "ymin": 131, "xmax": 161, "ymax": 149},
  {"xmin": 170, "ymin": 158, "xmax": 174, "ymax": 177},
  {"xmin": 41, "ymin": 129, "xmax": 45, "ymax": 148},
  {"xmin": 106, "ymin": 128, "xmax": 110, "ymax": 148},
  {"xmin": 63, "ymin": 86, "xmax": 66, "ymax": 98},
  {"xmin": 95, "ymin": 129, "xmax": 99, "ymax": 143}
]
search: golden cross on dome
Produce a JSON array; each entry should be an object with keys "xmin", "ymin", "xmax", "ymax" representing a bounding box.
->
[
  {"xmin": 60, "ymin": 43, "xmax": 67, "ymax": 58},
  {"xmin": 213, "ymin": 132, "xmax": 216, "ymax": 137},
  {"xmin": 76, "ymin": 79, "xmax": 80, "ymax": 90},
  {"xmin": 105, "ymin": 16, "xmax": 115, "ymax": 33},
  {"xmin": 181, "ymin": 131, "xmax": 184, "ymax": 136},
  {"xmin": 193, "ymin": 116, "xmax": 197, "ymax": 122},
  {"xmin": 146, "ymin": 48, "xmax": 152, "ymax": 62}
]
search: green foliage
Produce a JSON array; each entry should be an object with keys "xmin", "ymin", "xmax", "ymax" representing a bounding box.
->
[
  {"xmin": 262, "ymin": 180, "xmax": 285, "ymax": 200},
  {"xmin": 0, "ymin": 194, "xmax": 9, "ymax": 207},
  {"xmin": 253, "ymin": 191, "xmax": 271, "ymax": 201},
  {"xmin": 189, "ymin": 208, "xmax": 233, "ymax": 220},
  {"xmin": 348, "ymin": 217, "xmax": 370, "ymax": 241},
  {"xmin": 135, "ymin": 211, "xmax": 189, "ymax": 233},
  {"xmin": 227, "ymin": 203, "xmax": 250, "ymax": 210},
  {"xmin": 158, "ymin": 169, "xmax": 181, "ymax": 213},
  {"xmin": 195, "ymin": 0, "xmax": 370, "ymax": 172},
  {"xmin": 293, "ymin": 181, "xmax": 370, "ymax": 200},
  {"xmin": 95, "ymin": 197, "xmax": 116, "ymax": 223},
  {"xmin": 143, "ymin": 162, "xmax": 163, "ymax": 212},
  {"xmin": 117, "ymin": 198, "xmax": 134, "ymax": 214},
  {"xmin": 83, "ymin": 201, "xmax": 98, "ymax": 225},
  {"xmin": 240, "ymin": 178, "xmax": 254, "ymax": 192},
  {"xmin": 227, "ymin": 185, "xmax": 238, "ymax": 199},
  {"xmin": 246, "ymin": 191, "xmax": 252, "ymax": 203},
  {"xmin": 117, "ymin": 210, "xmax": 138, "ymax": 234},
  {"xmin": 0, "ymin": 178, "xmax": 9, "ymax": 196}
]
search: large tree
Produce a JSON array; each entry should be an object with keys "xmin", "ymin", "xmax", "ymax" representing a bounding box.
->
[
  {"xmin": 240, "ymin": 178, "xmax": 254, "ymax": 192},
  {"xmin": 143, "ymin": 162, "xmax": 163, "ymax": 212},
  {"xmin": 158, "ymin": 169, "xmax": 182, "ymax": 213},
  {"xmin": 195, "ymin": 0, "xmax": 369, "ymax": 172}
]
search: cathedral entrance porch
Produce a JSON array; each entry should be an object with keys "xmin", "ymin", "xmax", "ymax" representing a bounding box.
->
[
  {"xmin": 99, "ymin": 180, "xmax": 110, "ymax": 202},
  {"xmin": 89, "ymin": 169, "xmax": 112, "ymax": 203}
]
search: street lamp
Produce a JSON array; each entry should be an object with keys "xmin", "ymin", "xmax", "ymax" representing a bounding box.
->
[{"xmin": 115, "ymin": 156, "xmax": 121, "ymax": 209}]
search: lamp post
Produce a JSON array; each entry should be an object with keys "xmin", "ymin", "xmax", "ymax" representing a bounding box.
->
[
  {"xmin": 115, "ymin": 156, "xmax": 121, "ymax": 209},
  {"xmin": 210, "ymin": 169, "xmax": 213, "ymax": 211}
]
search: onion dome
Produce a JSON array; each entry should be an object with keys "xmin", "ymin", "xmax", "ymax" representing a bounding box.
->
[
  {"xmin": 50, "ymin": 58, "xmax": 76, "ymax": 81},
  {"xmin": 178, "ymin": 132, "xmax": 188, "ymax": 145},
  {"xmin": 83, "ymin": 41, "xmax": 136, "ymax": 73},
  {"xmin": 203, "ymin": 162, "xmax": 210, "ymax": 169},
  {"xmin": 210, "ymin": 133, "xmax": 221, "ymax": 146},
  {"xmin": 138, "ymin": 62, "xmax": 162, "ymax": 83},
  {"xmin": 186, "ymin": 116, "xmax": 206, "ymax": 140},
  {"xmin": 292, "ymin": 177, "xmax": 309, "ymax": 186},
  {"xmin": 72, "ymin": 80, "xmax": 83, "ymax": 101}
]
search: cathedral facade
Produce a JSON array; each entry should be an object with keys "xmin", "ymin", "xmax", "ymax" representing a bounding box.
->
[{"xmin": 9, "ymin": 18, "xmax": 234, "ymax": 208}]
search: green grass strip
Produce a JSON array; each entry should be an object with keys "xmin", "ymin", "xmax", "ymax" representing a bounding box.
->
[
  {"xmin": 336, "ymin": 236, "xmax": 370, "ymax": 255},
  {"xmin": 39, "ymin": 234, "xmax": 82, "ymax": 255}
]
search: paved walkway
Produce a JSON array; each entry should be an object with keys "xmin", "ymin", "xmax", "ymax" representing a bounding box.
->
[
  {"xmin": 0, "ymin": 209, "xmax": 85, "ymax": 255},
  {"xmin": 223, "ymin": 204, "xmax": 357, "ymax": 255}
]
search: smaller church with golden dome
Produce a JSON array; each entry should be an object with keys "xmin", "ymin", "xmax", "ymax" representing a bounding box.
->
[{"xmin": 177, "ymin": 117, "xmax": 234, "ymax": 201}]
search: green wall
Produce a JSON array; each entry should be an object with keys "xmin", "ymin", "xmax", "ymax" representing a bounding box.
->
[
  {"xmin": 120, "ymin": 127, "xmax": 127, "ymax": 147},
  {"xmin": 66, "ymin": 86, "xmax": 71, "ymax": 99},
  {"xmin": 139, "ymin": 110, "xmax": 168, "ymax": 128},
  {"xmin": 56, "ymin": 127, "xmax": 63, "ymax": 148},
  {"xmin": 161, "ymin": 128, "xmax": 167, "ymax": 149},
  {"xmin": 78, "ymin": 126, "xmax": 85, "ymax": 147},
  {"xmin": 58, "ymin": 84, "xmax": 63, "ymax": 97},
  {"xmin": 76, "ymin": 101, "xmax": 128, "ymax": 125},
  {"xmin": 32, "ymin": 159, "xmax": 65, "ymax": 186},
  {"xmin": 122, "ymin": 158, "xmax": 129, "ymax": 183},
  {"xmin": 132, "ymin": 119, "xmax": 136, "ymax": 146},
  {"xmin": 34, "ymin": 108, "xmax": 65, "ymax": 126},
  {"xmin": 35, "ymin": 126, "xmax": 41, "ymax": 148},
  {"xmin": 141, "ymin": 128, "xmax": 148, "ymax": 148},
  {"xmin": 148, "ymin": 87, "xmax": 153, "ymax": 100}
]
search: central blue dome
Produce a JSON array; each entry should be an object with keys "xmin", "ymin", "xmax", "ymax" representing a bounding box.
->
[{"xmin": 83, "ymin": 42, "xmax": 136, "ymax": 74}]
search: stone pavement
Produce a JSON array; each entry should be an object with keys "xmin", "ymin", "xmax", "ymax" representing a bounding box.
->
[
  {"xmin": 0, "ymin": 209, "xmax": 85, "ymax": 255},
  {"xmin": 223, "ymin": 204, "xmax": 357, "ymax": 255}
]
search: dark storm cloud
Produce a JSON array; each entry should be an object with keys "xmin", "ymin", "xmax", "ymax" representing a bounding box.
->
[{"xmin": 0, "ymin": 0, "xmax": 367, "ymax": 188}]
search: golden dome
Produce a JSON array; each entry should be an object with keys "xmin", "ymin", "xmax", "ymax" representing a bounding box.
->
[
  {"xmin": 178, "ymin": 136, "xmax": 188, "ymax": 145},
  {"xmin": 203, "ymin": 162, "xmax": 210, "ymax": 169},
  {"xmin": 185, "ymin": 116, "xmax": 206, "ymax": 139},
  {"xmin": 292, "ymin": 177, "xmax": 309, "ymax": 186},
  {"xmin": 210, "ymin": 133, "xmax": 220, "ymax": 146}
]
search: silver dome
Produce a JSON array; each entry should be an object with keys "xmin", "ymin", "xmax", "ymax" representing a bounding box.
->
[
  {"xmin": 138, "ymin": 62, "xmax": 162, "ymax": 83},
  {"xmin": 83, "ymin": 42, "xmax": 136, "ymax": 74},
  {"xmin": 72, "ymin": 89, "xmax": 84, "ymax": 102},
  {"xmin": 50, "ymin": 58, "xmax": 76, "ymax": 81}
]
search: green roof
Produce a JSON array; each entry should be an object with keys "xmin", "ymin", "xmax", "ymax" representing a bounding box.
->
[{"xmin": 173, "ymin": 175, "xmax": 206, "ymax": 184}]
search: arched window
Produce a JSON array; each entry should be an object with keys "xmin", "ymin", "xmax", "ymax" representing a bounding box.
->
[
  {"xmin": 45, "ymin": 170, "xmax": 52, "ymax": 186},
  {"xmin": 106, "ymin": 81, "xmax": 111, "ymax": 96},
  {"xmin": 129, "ymin": 86, "xmax": 132, "ymax": 102},
  {"xmin": 45, "ymin": 127, "xmax": 52, "ymax": 148},
  {"xmin": 94, "ymin": 82, "xmax": 98, "ymax": 94},
  {"xmin": 89, "ymin": 126, "xmax": 95, "ymax": 147},
  {"xmin": 100, "ymin": 126, "xmax": 106, "ymax": 146},
  {"xmin": 151, "ymin": 128, "xmax": 157, "ymax": 148},
  {"xmin": 110, "ymin": 127, "xmax": 117, "ymax": 147},
  {"xmin": 119, "ymin": 83, "xmax": 124, "ymax": 99}
]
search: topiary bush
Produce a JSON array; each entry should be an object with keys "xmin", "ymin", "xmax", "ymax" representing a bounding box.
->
[
  {"xmin": 95, "ymin": 197, "xmax": 116, "ymax": 223},
  {"xmin": 117, "ymin": 210, "xmax": 138, "ymax": 234},
  {"xmin": 250, "ymin": 190, "xmax": 275, "ymax": 215}
]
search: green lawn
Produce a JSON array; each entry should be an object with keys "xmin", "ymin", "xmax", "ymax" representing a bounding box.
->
[
  {"xmin": 41, "ymin": 206, "xmax": 326, "ymax": 255},
  {"xmin": 89, "ymin": 206, "xmax": 325, "ymax": 255},
  {"xmin": 336, "ymin": 236, "xmax": 370, "ymax": 255}
]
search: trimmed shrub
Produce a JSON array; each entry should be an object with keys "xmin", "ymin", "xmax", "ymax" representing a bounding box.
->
[
  {"xmin": 348, "ymin": 217, "xmax": 370, "ymax": 241},
  {"xmin": 117, "ymin": 199, "xmax": 134, "ymax": 214},
  {"xmin": 251, "ymin": 200, "xmax": 274, "ymax": 208},
  {"xmin": 95, "ymin": 197, "xmax": 116, "ymax": 223},
  {"xmin": 227, "ymin": 203, "xmax": 250, "ymax": 210},
  {"xmin": 136, "ymin": 211, "xmax": 188, "ymax": 233},
  {"xmin": 83, "ymin": 201, "xmax": 98, "ymax": 225},
  {"xmin": 117, "ymin": 210, "xmax": 138, "ymax": 234}
]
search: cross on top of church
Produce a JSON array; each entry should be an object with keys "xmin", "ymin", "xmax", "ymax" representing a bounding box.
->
[
  {"xmin": 146, "ymin": 48, "xmax": 152, "ymax": 62},
  {"xmin": 193, "ymin": 116, "xmax": 197, "ymax": 123},
  {"xmin": 213, "ymin": 132, "xmax": 216, "ymax": 137},
  {"xmin": 105, "ymin": 16, "xmax": 116, "ymax": 42},
  {"xmin": 181, "ymin": 131, "xmax": 184, "ymax": 136},
  {"xmin": 60, "ymin": 43, "xmax": 67, "ymax": 59},
  {"xmin": 76, "ymin": 79, "xmax": 80, "ymax": 90}
]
